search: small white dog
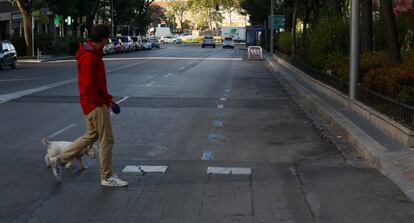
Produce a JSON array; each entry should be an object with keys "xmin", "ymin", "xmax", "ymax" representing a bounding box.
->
[{"xmin": 42, "ymin": 138, "xmax": 98, "ymax": 170}]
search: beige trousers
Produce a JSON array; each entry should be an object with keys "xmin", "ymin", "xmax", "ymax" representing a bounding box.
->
[{"xmin": 58, "ymin": 106, "xmax": 114, "ymax": 180}]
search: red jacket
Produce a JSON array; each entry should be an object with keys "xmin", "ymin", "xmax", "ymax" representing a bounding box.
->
[{"xmin": 75, "ymin": 41, "xmax": 113, "ymax": 115}]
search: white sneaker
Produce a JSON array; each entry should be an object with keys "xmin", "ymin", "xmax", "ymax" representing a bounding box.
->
[{"xmin": 101, "ymin": 175, "xmax": 128, "ymax": 187}]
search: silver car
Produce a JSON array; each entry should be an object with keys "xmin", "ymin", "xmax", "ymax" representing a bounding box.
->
[{"xmin": 160, "ymin": 35, "xmax": 182, "ymax": 44}]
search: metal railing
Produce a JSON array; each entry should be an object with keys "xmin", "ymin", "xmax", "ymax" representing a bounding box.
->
[
  {"xmin": 357, "ymin": 87, "xmax": 414, "ymax": 129},
  {"xmin": 275, "ymin": 52, "xmax": 414, "ymax": 130}
]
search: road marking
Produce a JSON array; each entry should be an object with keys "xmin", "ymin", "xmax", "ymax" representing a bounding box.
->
[
  {"xmin": 213, "ymin": 120, "xmax": 223, "ymax": 127},
  {"xmin": 217, "ymin": 104, "xmax": 224, "ymax": 109},
  {"xmin": 122, "ymin": 165, "xmax": 168, "ymax": 173},
  {"xmin": 0, "ymin": 78, "xmax": 44, "ymax": 82},
  {"xmin": 207, "ymin": 167, "xmax": 251, "ymax": 175},
  {"xmin": 202, "ymin": 151, "xmax": 214, "ymax": 160},
  {"xmin": 116, "ymin": 96, "xmax": 129, "ymax": 104},
  {"xmin": 0, "ymin": 78, "xmax": 76, "ymax": 104},
  {"xmin": 48, "ymin": 124, "xmax": 76, "ymax": 139},
  {"xmin": 146, "ymin": 82, "xmax": 155, "ymax": 87},
  {"xmin": 220, "ymin": 97, "xmax": 226, "ymax": 101},
  {"xmin": 225, "ymin": 89, "xmax": 230, "ymax": 93},
  {"xmin": 179, "ymin": 66, "xmax": 185, "ymax": 70},
  {"xmin": 208, "ymin": 133, "xmax": 218, "ymax": 140},
  {"xmin": 165, "ymin": 73, "xmax": 172, "ymax": 77}
]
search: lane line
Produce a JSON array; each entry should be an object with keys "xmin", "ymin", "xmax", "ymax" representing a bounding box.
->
[
  {"xmin": 217, "ymin": 104, "xmax": 224, "ymax": 109},
  {"xmin": 165, "ymin": 73, "xmax": 172, "ymax": 77},
  {"xmin": 0, "ymin": 78, "xmax": 44, "ymax": 82},
  {"xmin": 146, "ymin": 82, "xmax": 155, "ymax": 87},
  {"xmin": 48, "ymin": 124, "xmax": 76, "ymax": 139},
  {"xmin": 0, "ymin": 62, "xmax": 146, "ymax": 104},
  {"xmin": 116, "ymin": 96, "xmax": 130, "ymax": 104},
  {"xmin": 179, "ymin": 66, "xmax": 185, "ymax": 70},
  {"xmin": 220, "ymin": 97, "xmax": 226, "ymax": 101},
  {"xmin": 0, "ymin": 78, "xmax": 76, "ymax": 104}
]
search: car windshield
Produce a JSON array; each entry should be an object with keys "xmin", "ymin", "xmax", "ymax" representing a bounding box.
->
[
  {"xmin": 224, "ymin": 37, "xmax": 233, "ymax": 41},
  {"xmin": 120, "ymin": 37, "xmax": 129, "ymax": 42},
  {"xmin": 204, "ymin": 37, "xmax": 213, "ymax": 40}
]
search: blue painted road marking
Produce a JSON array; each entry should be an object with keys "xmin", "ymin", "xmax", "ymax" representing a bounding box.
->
[
  {"xmin": 213, "ymin": 120, "xmax": 223, "ymax": 127},
  {"xmin": 202, "ymin": 151, "xmax": 214, "ymax": 160},
  {"xmin": 208, "ymin": 133, "xmax": 218, "ymax": 140}
]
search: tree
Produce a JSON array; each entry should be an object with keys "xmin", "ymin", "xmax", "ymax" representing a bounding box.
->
[
  {"xmin": 169, "ymin": 0, "xmax": 189, "ymax": 32},
  {"xmin": 10, "ymin": 0, "xmax": 44, "ymax": 56},
  {"xmin": 380, "ymin": 0, "xmax": 402, "ymax": 63},
  {"xmin": 361, "ymin": 0, "xmax": 373, "ymax": 53}
]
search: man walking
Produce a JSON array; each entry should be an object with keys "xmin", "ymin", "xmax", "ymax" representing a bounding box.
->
[{"xmin": 50, "ymin": 24, "xmax": 128, "ymax": 187}]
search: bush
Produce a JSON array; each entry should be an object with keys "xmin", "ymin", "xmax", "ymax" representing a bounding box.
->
[
  {"xmin": 276, "ymin": 31, "xmax": 292, "ymax": 55},
  {"xmin": 11, "ymin": 36, "xmax": 26, "ymax": 56},
  {"xmin": 362, "ymin": 52, "xmax": 414, "ymax": 100},
  {"xmin": 307, "ymin": 16, "xmax": 349, "ymax": 69},
  {"xmin": 35, "ymin": 34, "xmax": 54, "ymax": 55}
]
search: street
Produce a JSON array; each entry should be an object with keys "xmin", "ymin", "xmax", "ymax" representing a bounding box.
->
[{"xmin": 1, "ymin": 44, "xmax": 414, "ymax": 223}]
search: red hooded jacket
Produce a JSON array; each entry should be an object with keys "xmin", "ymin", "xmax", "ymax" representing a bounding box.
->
[{"xmin": 75, "ymin": 41, "xmax": 113, "ymax": 115}]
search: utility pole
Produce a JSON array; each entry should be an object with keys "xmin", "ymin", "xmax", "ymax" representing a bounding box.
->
[
  {"xmin": 31, "ymin": 16, "xmax": 34, "ymax": 57},
  {"xmin": 349, "ymin": 0, "xmax": 360, "ymax": 101},
  {"xmin": 270, "ymin": 0, "xmax": 274, "ymax": 53}
]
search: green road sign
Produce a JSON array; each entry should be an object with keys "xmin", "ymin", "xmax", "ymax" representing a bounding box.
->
[
  {"xmin": 54, "ymin": 15, "xmax": 62, "ymax": 26},
  {"xmin": 268, "ymin": 15, "xmax": 285, "ymax": 29}
]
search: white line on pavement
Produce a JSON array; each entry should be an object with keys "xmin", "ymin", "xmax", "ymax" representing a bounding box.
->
[
  {"xmin": 146, "ymin": 82, "xmax": 155, "ymax": 87},
  {"xmin": 179, "ymin": 66, "xmax": 185, "ymax": 70},
  {"xmin": 0, "ymin": 78, "xmax": 77, "ymax": 104},
  {"xmin": 0, "ymin": 78, "xmax": 44, "ymax": 82},
  {"xmin": 48, "ymin": 124, "xmax": 76, "ymax": 139},
  {"xmin": 116, "ymin": 96, "xmax": 130, "ymax": 104},
  {"xmin": 165, "ymin": 73, "xmax": 172, "ymax": 77},
  {"xmin": 220, "ymin": 97, "xmax": 226, "ymax": 101}
]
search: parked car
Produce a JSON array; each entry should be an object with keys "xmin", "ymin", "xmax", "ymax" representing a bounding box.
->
[
  {"xmin": 148, "ymin": 37, "xmax": 160, "ymax": 48},
  {"xmin": 141, "ymin": 39, "xmax": 153, "ymax": 50},
  {"xmin": 104, "ymin": 38, "xmax": 115, "ymax": 55},
  {"xmin": 0, "ymin": 42, "xmax": 17, "ymax": 69},
  {"xmin": 222, "ymin": 36, "xmax": 235, "ymax": 49},
  {"xmin": 112, "ymin": 38, "xmax": 125, "ymax": 53},
  {"xmin": 202, "ymin": 36, "xmax": 215, "ymax": 48},
  {"xmin": 160, "ymin": 35, "xmax": 182, "ymax": 44},
  {"xmin": 131, "ymin": 36, "xmax": 143, "ymax": 51},
  {"xmin": 117, "ymin": 36, "xmax": 134, "ymax": 51}
]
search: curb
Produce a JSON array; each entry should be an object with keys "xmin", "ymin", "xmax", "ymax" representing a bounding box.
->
[
  {"xmin": 18, "ymin": 56, "xmax": 75, "ymax": 63},
  {"xmin": 266, "ymin": 56, "xmax": 414, "ymax": 201}
]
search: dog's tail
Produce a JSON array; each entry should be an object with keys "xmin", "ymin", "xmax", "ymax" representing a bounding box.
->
[{"xmin": 42, "ymin": 138, "xmax": 50, "ymax": 146}]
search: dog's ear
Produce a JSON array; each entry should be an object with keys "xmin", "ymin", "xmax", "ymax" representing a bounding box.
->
[{"xmin": 42, "ymin": 138, "xmax": 50, "ymax": 146}]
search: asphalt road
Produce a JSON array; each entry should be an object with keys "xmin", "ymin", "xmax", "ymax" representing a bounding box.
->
[{"xmin": 1, "ymin": 44, "xmax": 414, "ymax": 223}]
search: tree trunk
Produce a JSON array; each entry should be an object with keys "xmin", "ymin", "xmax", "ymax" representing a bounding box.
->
[
  {"xmin": 301, "ymin": 2, "xmax": 311, "ymax": 59},
  {"xmin": 380, "ymin": 0, "xmax": 401, "ymax": 63},
  {"xmin": 361, "ymin": 0, "xmax": 373, "ymax": 53},
  {"xmin": 311, "ymin": 0, "xmax": 320, "ymax": 28},
  {"xmin": 326, "ymin": 0, "xmax": 342, "ymax": 16},
  {"xmin": 284, "ymin": 1, "xmax": 293, "ymax": 32},
  {"xmin": 292, "ymin": 0, "xmax": 298, "ymax": 57},
  {"xmin": 15, "ymin": 0, "xmax": 32, "ymax": 56}
]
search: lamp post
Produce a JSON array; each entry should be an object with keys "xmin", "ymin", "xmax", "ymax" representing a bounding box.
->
[{"xmin": 349, "ymin": 0, "xmax": 360, "ymax": 101}]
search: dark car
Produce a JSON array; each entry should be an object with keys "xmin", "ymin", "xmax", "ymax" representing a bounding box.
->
[{"xmin": 0, "ymin": 42, "xmax": 17, "ymax": 69}]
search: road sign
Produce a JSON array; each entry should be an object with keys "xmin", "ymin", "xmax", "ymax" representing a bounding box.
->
[
  {"xmin": 54, "ymin": 15, "xmax": 62, "ymax": 27},
  {"xmin": 248, "ymin": 46, "xmax": 264, "ymax": 60},
  {"xmin": 268, "ymin": 15, "xmax": 285, "ymax": 29}
]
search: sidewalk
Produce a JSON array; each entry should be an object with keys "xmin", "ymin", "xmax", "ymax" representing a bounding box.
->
[
  {"xmin": 18, "ymin": 55, "xmax": 75, "ymax": 63},
  {"xmin": 266, "ymin": 54, "xmax": 414, "ymax": 201}
]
